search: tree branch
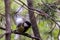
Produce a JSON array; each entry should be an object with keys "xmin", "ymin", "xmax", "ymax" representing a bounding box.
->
[
  {"xmin": 0, "ymin": 13, "xmax": 5, "ymax": 17},
  {"xmin": 18, "ymin": 0, "xmax": 48, "ymax": 17},
  {"xmin": 0, "ymin": 27, "xmax": 6, "ymax": 30},
  {"xmin": 27, "ymin": 0, "xmax": 42, "ymax": 40},
  {"xmin": 4, "ymin": 0, "xmax": 11, "ymax": 40},
  {"xmin": 12, "ymin": 31, "xmax": 39, "ymax": 40},
  {"xmin": 48, "ymin": 24, "xmax": 56, "ymax": 33},
  {"xmin": 0, "ymin": 27, "xmax": 39, "ymax": 40},
  {"xmin": 0, "ymin": 33, "xmax": 5, "ymax": 39}
]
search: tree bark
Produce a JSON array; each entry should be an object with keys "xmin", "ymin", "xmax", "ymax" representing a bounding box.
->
[
  {"xmin": 4, "ymin": 0, "xmax": 11, "ymax": 40},
  {"xmin": 27, "ymin": 0, "xmax": 42, "ymax": 40}
]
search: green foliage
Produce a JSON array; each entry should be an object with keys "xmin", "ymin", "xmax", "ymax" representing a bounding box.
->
[
  {"xmin": 52, "ymin": 28, "xmax": 59, "ymax": 40},
  {"xmin": 33, "ymin": 0, "xmax": 41, "ymax": 8},
  {"xmin": 0, "ymin": 0, "xmax": 5, "ymax": 13},
  {"xmin": 0, "ymin": 0, "xmax": 60, "ymax": 40}
]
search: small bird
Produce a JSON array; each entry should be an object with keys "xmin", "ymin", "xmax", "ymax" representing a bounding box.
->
[
  {"xmin": 14, "ymin": 5, "xmax": 31, "ymax": 40},
  {"xmin": 14, "ymin": 13, "xmax": 31, "ymax": 40},
  {"xmin": 14, "ymin": 14, "xmax": 31, "ymax": 33}
]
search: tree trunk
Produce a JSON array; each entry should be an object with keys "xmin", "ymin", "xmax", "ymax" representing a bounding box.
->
[
  {"xmin": 4, "ymin": 0, "xmax": 11, "ymax": 40},
  {"xmin": 27, "ymin": 0, "xmax": 42, "ymax": 40}
]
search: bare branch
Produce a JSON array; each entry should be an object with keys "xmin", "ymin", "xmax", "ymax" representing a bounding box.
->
[
  {"xmin": 48, "ymin": 24, "xmax": 56, "ymax": 33},
  {"xmin": 14, "ymin": 0, "xmax": 39, "ymax": 15},
  {"xmin": 12, "ymin": 31, "xmax": 39, "ymax": 40},
  {"xmin": 17, "ymin": 0, "xmax": 48, "ymax": 17},
  {"xmin": 4, "ymin": 0, "xmax": 11, "ymax": 40},
  {"xmin": 14, "ymin": 0, "xmax": 29, "ymax": 12},
  {"xmin": 0, "ymin": 27, "xmax": 39, "ymax": 40},
  {"xmin": 27, "ymin": 0, "xmax": 42, "ymax": 40},
  {"xmin": 0, "ymin": 13, "xmax": 5, "ymax": 17},
  {"xmin": 0, "ymin": 33, "xmax": 6, "ymax": 39},
  {"xmin": 0, "ymin": 27, "xmax": 6, "ymax": 30}
]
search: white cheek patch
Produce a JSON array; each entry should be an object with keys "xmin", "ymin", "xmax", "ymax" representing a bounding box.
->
[{"xmin": 24, "ymin": 23, "xmax": 28, "ymax": 27}]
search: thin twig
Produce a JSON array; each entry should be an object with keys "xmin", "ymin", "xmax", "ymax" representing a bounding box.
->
[
  {"xmin": 0, "ymin": 33, "xmax": 6, "ymax": 39},
  {"xmin": 12, "ymin": 31, "xmax": 39, "ymax": 40},
  {"xmin": 41, "ymin": 0, "xmax": 57, "ymax": 11},
  {"xmin": 0, "ymin": 13, "xmax": 5, "ymax": 17},
  {"xmin": 48, "ymin": 24, "xmax": 56, "ymax": 33},
  {"xmin": 17, "ymin": 0, "xmax": 49, "ymax": 17},
  {"xmin": 14, "ymin": 0, "xmax": 39, "ymax": 15},
  {"xmin": 0, "ymin": 27, "xmax": 6, "ymax": 30},
  {"xmin": 18, "ymin": 0, "xmax": 60, "ymax": 28},
  {"xmin": 0, "ymin": 27, "xmax": 39, "ymax": 40},
  {"xmin": 14, "ymin": 0, "xmax": 27, "ymax": 10}
]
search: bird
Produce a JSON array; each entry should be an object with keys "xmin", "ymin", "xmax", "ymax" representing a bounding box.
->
[
  {"xmin": 14, "ymin": 12, "xmax": 31, "ymax": 40},
  {"xmin": 14, "ymin": 5, "xmax": 31, "ymax": 40},
  {"xmin": 14, "ymin": 13, "xmax": 31, "ymax": 33}
]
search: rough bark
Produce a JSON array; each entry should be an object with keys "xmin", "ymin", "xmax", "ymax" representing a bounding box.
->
[
  {"xmin": 4, "ymin": 0, "xmax": 11, "ymax": 40},
  {"xmin": 27, "ymin": 0, "xmax": 42, "ymax": 40}
]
